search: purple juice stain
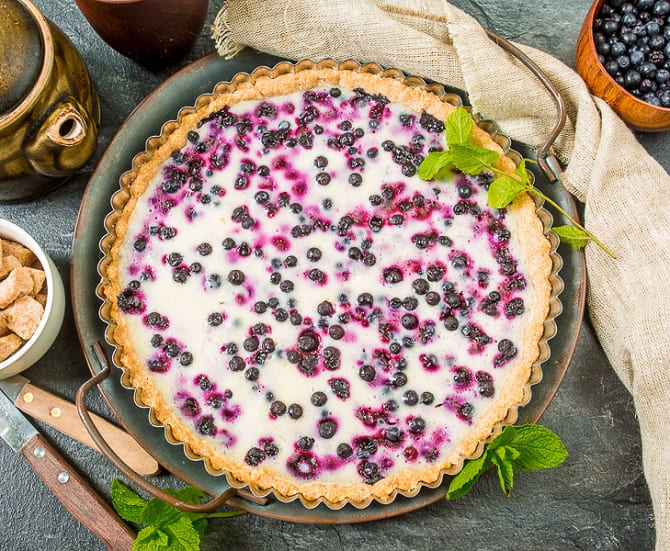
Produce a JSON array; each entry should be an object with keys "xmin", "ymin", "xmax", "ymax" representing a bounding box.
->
[{"xmin": 221, "ymin": 404, "xmax": 242, "ymax": 422}]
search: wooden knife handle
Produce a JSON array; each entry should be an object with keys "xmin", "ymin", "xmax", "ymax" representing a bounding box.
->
[
  {"xmin": 20, "ymin": 433, "xmax": 136, "ymax": 551},
  {"xmin": 15, "ymin": 383, "xmax": 160, "ymax": 477}
]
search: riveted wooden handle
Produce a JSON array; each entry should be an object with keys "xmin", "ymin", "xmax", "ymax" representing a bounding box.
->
[
  {"xmin": 20, "ymin": 433, "xmax": 136, "ymax": 551},
  {"xmin": 15, "ymin": 383, "xmax": 160, "ymax": 477}
]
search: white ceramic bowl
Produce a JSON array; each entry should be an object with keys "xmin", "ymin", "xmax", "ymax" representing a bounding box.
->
[{"xmin": 0, "ymin": 219, "xmax": 65, "ymax": 379}]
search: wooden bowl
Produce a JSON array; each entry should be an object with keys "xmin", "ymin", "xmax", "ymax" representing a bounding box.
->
[{"xmin": 576, "ymin": 0, "xmax": 670, "ymax": 132}]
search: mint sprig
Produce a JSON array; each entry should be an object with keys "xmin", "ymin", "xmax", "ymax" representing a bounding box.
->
[
  {"xmin": 446, "ymin": 424, "xmax": 568, "ymax": 500},
  {"xmin": 418, "ymin": 107, "xmax": 616, "ymax": 258},
  {"xmin": 111, "ymin": 479, "xmax": 245, "ymax": 551}
]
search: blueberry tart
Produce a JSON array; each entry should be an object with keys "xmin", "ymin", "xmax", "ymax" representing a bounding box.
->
[{"xmin": 100, "ymin": 60, "xmax": 557, "ymax": 508}]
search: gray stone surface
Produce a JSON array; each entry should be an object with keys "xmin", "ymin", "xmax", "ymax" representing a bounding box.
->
[{"xmin": 0, "ymin": 0, "xmax": 663, "ymax": 549}]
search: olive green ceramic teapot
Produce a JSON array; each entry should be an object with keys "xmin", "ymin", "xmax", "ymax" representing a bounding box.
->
[{"xmin": 0, "ymin": 0, "xmax": 100, "ymax": 202}]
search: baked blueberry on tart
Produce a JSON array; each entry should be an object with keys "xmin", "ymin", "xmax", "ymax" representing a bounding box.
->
[{"xmin": 101, "ymin": 63, "xmax": 553, "ymax": 507}]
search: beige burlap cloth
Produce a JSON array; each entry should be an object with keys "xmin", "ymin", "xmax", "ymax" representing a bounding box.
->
[{"xmin": 213, "ymin": 1, "xmax": 670, "ymax": 546}]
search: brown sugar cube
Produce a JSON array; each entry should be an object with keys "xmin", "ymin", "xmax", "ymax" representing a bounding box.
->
[
  {"xmin": 2, "ymin": 240, "xmax": 37, "ymax": 266},
  {"xmin": 35, "ymin": 292, "xmax": 47, "ymax": 308},
  {"xmin": 0, "ymin": 255, "xmax": 21, "ymax": 280},
  {"xmin": 0, "ymin": 267, "xmax": 34, "ymax": 308},
  {"xmin": 2, "ymin": 296, "xmax": 44, "ymax": 340},
  {"xmin": 0, "ymin": 333, "xmax": 23, "ymax": 362},
  {"xmin": 24, "ymin": 267, "xmax": 46, "ymax": 296},
  {"xmin": 0, "ymin": 312, "xmax": 8, "ymax": 337}
]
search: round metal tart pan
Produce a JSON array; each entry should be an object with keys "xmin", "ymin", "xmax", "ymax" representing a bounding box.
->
[{"xmin": 72, "ymin": 50, "xmax": 585, "ymax": 522}]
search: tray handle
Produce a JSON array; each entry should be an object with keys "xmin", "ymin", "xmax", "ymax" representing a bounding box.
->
[
  {"xmin": 76, "ymin": 342, "xmax": 237, "ymax": 514},
  {"xmin": 485, "ymin": 30, "xmax": 567, "ymax": 183}
]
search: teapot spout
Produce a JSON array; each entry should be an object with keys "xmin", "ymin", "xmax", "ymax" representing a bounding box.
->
[{"xmin": 24, "ymin": 98, "xmax": 98, "ymax": 178}]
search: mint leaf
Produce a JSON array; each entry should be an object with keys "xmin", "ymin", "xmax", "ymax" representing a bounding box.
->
[
  {"xmin": 192, "ymin": 519, "xmax": 208, "ymax": 539},
  {"xmin": 141, "ymin": 498, "xmax": 183, "ymax": 529},
  {"xmin": 487, "ymin": 175, "xmax": 527, "ymax": 208},
  {"xmin": 552, "ymin": 225, "xmax": 591, "ymax": 250},
  {"xmin": 446, "ymin": 424, "xmax": 568, "ymax": 500},
  {"xmin": 163, "ymin": 516, "xmax": 201, "ymax": 551},
  {"xmin": 491, "ymin": 446, "xmax": 517, "ymax": 496},
  {"xmin": 445, "ymin": 107, "xmax": 474, "ymax": 146},
  {"xmin": 450, "ymin": 144, "xmax": 500, "ymax": 175},
  {"xmin": 508, "ymin": 424, "xmax": 569, "ymax": 471},
  {"xmin": 513, "ymin": 157, "xmax": 537, "ymax": 184},
  {"xmin": 165, "ymin": 487, "xmax": 207, "ymax": 505},
  {"xmin": 111, "ymin": 479, "xmax": 148, "ymax": 524},
  {"xmin": 417, "ymin": 151, "xmax": 453, "ymax": 180},
  {"xmin": 446, "ymin": 450, "xmax": 490, "ymax": 500},
  {"xmin": 133, "ymin": 526, "xmax": 169, "ymax": 551}
]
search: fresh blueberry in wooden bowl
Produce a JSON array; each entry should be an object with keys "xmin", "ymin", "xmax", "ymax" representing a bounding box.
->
[{"xmin": 576, "ymin": 0, "xmax": 670, "ymax": 131}]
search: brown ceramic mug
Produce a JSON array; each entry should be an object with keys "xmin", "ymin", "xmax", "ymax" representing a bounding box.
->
[{"xmin": 0, "ymin": 0, "xmax": 100, "ymax": 202}]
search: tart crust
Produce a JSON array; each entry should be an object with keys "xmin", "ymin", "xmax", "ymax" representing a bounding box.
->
[{"xmin": 102, "ymin": 65, "xmax": 552, "ymax": 506}]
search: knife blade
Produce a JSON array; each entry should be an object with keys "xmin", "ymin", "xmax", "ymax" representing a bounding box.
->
[
  {"xmin": 0, "ymin": 374, "xmax": 160, "ymax": 477},
  {"xmin": 0, "ymin": 387, "xmax": 135, "ymax": 551}
]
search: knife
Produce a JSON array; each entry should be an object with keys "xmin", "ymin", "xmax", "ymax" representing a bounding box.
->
[
  {"xmin": 0, "ymin": 374, "xmax": 160, "ymax": 477},
  {"xmin": 0, "ymin": 385, "xmax": 136, "ymax": 551}
]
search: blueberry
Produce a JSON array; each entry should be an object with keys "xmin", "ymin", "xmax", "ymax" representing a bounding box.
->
[
  {"xmin": 403, "ymin": 297, "xmax": 419, "ymax": 310},
  {"xmin": 297, "ymin": 436, "xmax": 314, "ymax": 451},
  {"xmin": 318, "ymin": 419, "xmax": 337, "ymax": 439},
  {"xmin": 306, "ymin": 247, "xmax": 322, "ymax": 262},
  {"xmin": 270, "ymin": 401, "xmax": 287, "ymax": 416},
  {"xmin": 311, "ymin": 391, "xmax": 327, "ymax": 406},
  {"xmin": 329, "ymin": 378, "xmax": 350, "ymax": 399},
  {"xmin": 605, "ymin": 59, "xmax": 620, "ymax": 75},
  {"xmin": 425, "ymin": 291, "xmax": 441, "ymax": 306},
  {"xmin": 288, "ymin": 404, "xmax": 302, "ymax": 419},
  {"xmin": 505, "ymin": 298, "xmax": 525, "ymax": 317},
  {"xmin": 227, "ymin": 270, "xmax": 245, "ymax": 285},
  {"xmin": 280, "ymin": 279, "xmax": 295, "ymax": 293},
  {"xmin": 274, "ymin": 308, "xmax": 289, "ymax": 322},
  {"xmin": 409, "ymin": 417, "xmax": 426, "ymax": 434},
  {"xmin": 207, "ymin": 312, "xmax": 223, "ymax": 326},
  {"xmin": 420, "ymin": 391, "xmax": 434, "ymax": 405},
  {"xmin": 323, "ymin": 346, "xmax": 341, "ymax": 370},
  {"xmin": 403, "ymin": 390, "xmax": 419, "ymax": 406},
  {"xmin": 401, "ymin": 313, "xmax": 418, "ymax": 330},
  {"xmin": 355, "ymin": 438, "xmax": 378, "ymax": 459},
  {"xmin": 229, "ymin": 356, "xmax": 245, "ymax": 371},
  {"xmin": 297, "ymin": 331, "xmax": 319, "ymax": 352},
  {"xmin": 653, "ymin": 1, "xmax": 670, "ymax": 17},
  {"xmin": 243, "ymin": 336, "xmax": 259, "ymax": 352},
  {"xmin": 308, "ymin": 268, "xmax": 325, "ymax": 282},
  {"xmin": 329, "ymin": 325, "xmax": 345, "ymax": 340},
  {"xmin": 337, "ymin": 443, "xmax": 353, "ymax": 458},
  {"xmin": 383, "ymin": 267, "xmax": 403, "ymax": 284},
  {"xmin": 245, "ymin": 367, "xmax": 260, "ymax": 381},
  {"xmin": 359, "ymin": 364, "xmax": 376, "ymax": 382},
  {"xmin": 457, "ymin": 184, "xmax": 472, "ymax": 198},
  {"xmin": 625, "ymin": 69, "xmax": 642, "ymax": 89},
  {"xmin": 412, "ymin": 278, "xmax": 429, "ymax": 295},
  {"xmin": 358, "ymin": 461, "xmax": 382, "ymax": 484}
]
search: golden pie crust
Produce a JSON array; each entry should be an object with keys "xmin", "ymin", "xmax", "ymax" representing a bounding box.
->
[{"xmin": 101, "ymin": 63, "xmax": 553, "ymax": 507}]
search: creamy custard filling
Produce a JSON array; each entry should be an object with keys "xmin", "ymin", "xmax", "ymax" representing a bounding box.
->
[{"xmin": 116, "ymin": 87, "xmax": 535, "ymax": 486}]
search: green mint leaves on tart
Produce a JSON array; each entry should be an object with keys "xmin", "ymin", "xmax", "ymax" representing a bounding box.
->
[
  {"xmin": 110, "ymin": 479, "xmax": 245, "ymax": 551},
  {"xmin": 418, "ymin": 107, "xmax": 615, "ymax": 258},
  {"xmin": 551, "ymin": 225, "xmax": 591, "ymax": 250},
  {"xmin": 446, "ymin": 424, "xmax": 568, "ymax": 500}
]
